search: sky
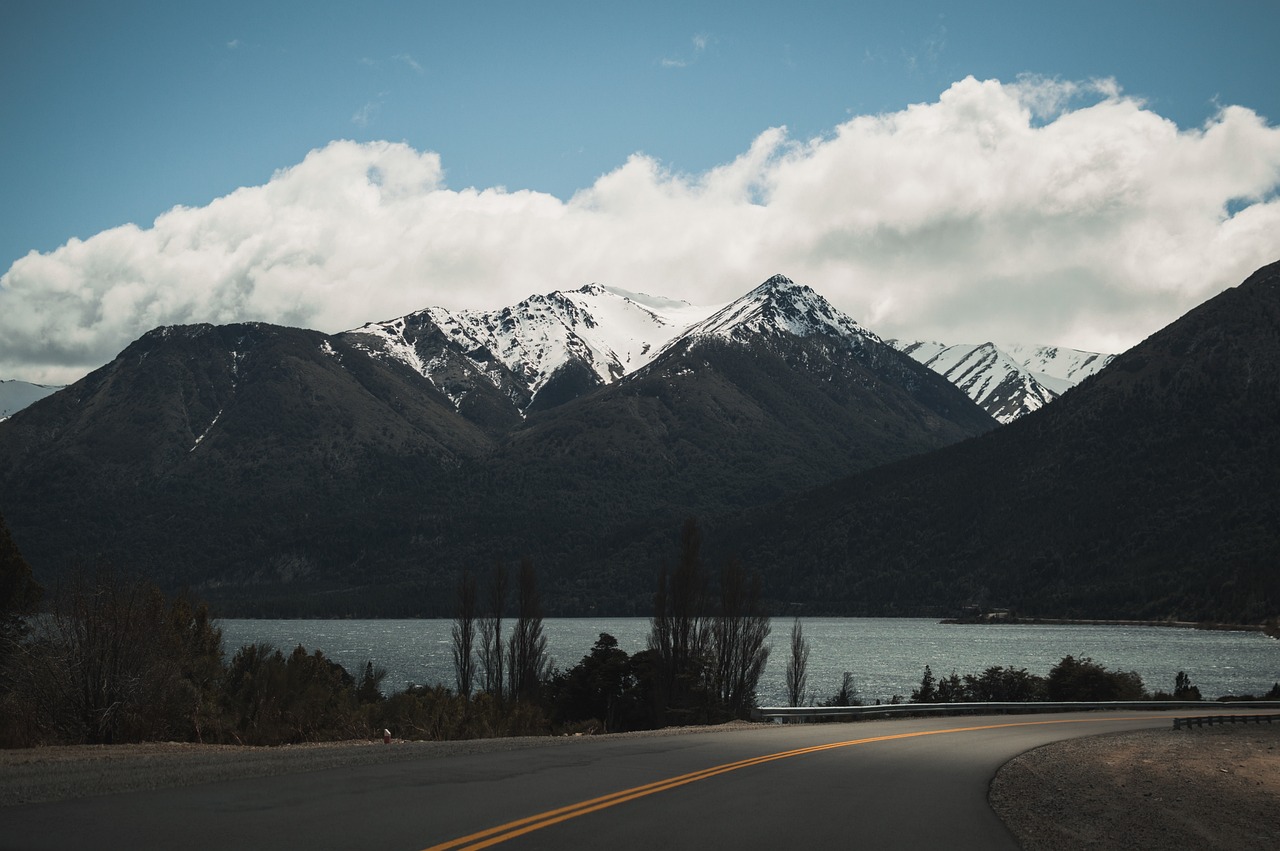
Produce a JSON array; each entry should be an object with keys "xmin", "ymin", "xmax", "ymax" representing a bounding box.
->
[{"xmin": 3, "ymin": 1, "xmax": 1280, "ymax": 385}]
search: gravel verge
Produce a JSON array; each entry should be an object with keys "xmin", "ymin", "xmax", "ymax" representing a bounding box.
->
[
  {"xmin": 0, "ymin": 722, "xmax": 761, "ymax": 808},
  {"xmin": 990, "ymin": 723, "xmax": 1280, "ymax": 849}
]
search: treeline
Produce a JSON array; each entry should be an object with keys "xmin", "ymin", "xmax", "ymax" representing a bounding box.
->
[
  {"xmin": 905, "ymin": 657, "xmax": 1280, "ymax": 705},
  {"xmin": 451, "ymin": 518, "xmax": 773, "ymax": 734}
]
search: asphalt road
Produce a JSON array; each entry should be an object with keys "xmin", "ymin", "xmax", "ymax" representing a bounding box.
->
[{"xmin": 1, "ymin": 712, "xmax": 1176, "ymax": 850}]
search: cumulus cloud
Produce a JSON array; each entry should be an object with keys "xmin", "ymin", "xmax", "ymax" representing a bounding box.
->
[{"xmin": 4, "ymin": 76, "xmax": 1280, "ymax": 383}]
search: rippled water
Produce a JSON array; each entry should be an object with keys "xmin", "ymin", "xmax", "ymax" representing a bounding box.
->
[{"xmin": 218, "ymin": 617, "xmax": 1279, "ymax": 706}]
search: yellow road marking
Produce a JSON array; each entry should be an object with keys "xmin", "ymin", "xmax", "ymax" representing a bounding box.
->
[{"xmin": 422, "ymin": 715, "xmax": 1155, "ymax": 850}]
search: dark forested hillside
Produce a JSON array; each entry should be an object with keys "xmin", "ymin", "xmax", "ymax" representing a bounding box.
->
[
  {"xmin": 0, "ymin": 299, "xmax": 993, "ymax": 615},
  {"xmin": 0, "ymin": 323, "xmax": 494, "ymax": 597},
  {"xmin": 724, "ymin": 261, "xmax": 1280, "ymax": 622}
]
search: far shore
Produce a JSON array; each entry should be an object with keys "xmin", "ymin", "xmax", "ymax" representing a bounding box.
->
[{"xmin": 939, "ymin": 615, "xmax": 1274, "ymax": 635}]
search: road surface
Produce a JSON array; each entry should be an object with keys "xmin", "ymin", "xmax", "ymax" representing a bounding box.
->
[{"xmin": 1, "ymin": 711, "xmax": 1177, "ymax": 850}]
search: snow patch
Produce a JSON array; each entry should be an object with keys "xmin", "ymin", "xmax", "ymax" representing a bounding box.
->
[{"xmin": 190, "ymin": 408, "xmax": 223, "ymax": 452}]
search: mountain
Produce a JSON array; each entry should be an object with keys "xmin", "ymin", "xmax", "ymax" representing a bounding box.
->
[
  {"xmin": 0, "ymin": 275, "xmax": 994, "ymax": 615},
  {"xmin": 343, "ymin": 284, "xmax": 718, "ymax": 423},
  {"xmin": 0, "ymin": 379, "xmax": 60, "ymax": 421},
  {"xmin": 725, "ymin": 261, "xmax": 1280, "ymax": 623},
  {"xmin": 890, "ymin": 340, "xmax": 1113, "ymax": 423}
]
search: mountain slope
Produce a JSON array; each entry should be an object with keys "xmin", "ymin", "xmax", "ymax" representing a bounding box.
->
[
  {"xmin": 0, "ymin": 274, "xmax": 996, "ymax": 615},
  {"xmin": 729, "ymin": 261, "xmax": 1280, "ymax": 622},
  {"xmin": 891, "ymin": 340, "xmax": 1113, "ymax": 423},
  {"xmin": 358, "ymin": 275, "xmax": 995, "ymax": 613},
  {"xmin": 0, "ymin": 379, "xmax": 60, "ymax": 421},
  {"xmin": 0, "ymin": 323, "xmax": 494, "ymax": 590}
]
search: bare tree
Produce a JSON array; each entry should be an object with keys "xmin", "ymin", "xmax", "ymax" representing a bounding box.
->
[
  {"xmin": 785, "ymin": 617, "xmax": 810, "ymax": 707},
  {"xmin": 648, "ymin": 518, "xmax": 710, "ymax": 717},
  {"xmin": 37, "ymin": 570, "xmax": 222, "ymax": 744},
  {"xmin": 478, "ymin": 563, "xmax": 508, "ymax": 700},
  {"xmin": 507, "ymin": 559, "xmax": 548, "ymax": 702},
  {"xmin": 451, "ymin": 571, "xmax": 478, "ymax": 698},
  {"xmin": 710, "ymin": 558, "xmax": 770, "ymax": 714}
]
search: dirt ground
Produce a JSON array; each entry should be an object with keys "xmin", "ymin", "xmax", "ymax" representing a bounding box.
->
[{"xmin": 990, "ymin": 722, "xmax": 1280, "ymax": 849}]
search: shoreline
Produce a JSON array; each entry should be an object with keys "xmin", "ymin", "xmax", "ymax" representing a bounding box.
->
[{"xmin": 939, "ymin": 616, "xmax": 1272, "ymax": 634}]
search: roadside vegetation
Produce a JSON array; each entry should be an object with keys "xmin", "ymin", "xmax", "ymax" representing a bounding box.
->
[
  {"xmin": 2, "ymin": 511, "xmax": 1276, "ymax": 748},
  {"xmin": 0, "ymin": 515, "xmax": 776, "ymax": 747}
]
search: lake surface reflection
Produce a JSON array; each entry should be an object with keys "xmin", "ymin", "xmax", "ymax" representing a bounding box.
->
[{"xmin": 218, "ymin": 617, "xmax": 1279, "ymax": 706}]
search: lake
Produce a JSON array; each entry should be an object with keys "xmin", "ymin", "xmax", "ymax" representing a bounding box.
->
[{"xmin": 218, "ymin": 617, "xmax": 1279, "ymax": 706}]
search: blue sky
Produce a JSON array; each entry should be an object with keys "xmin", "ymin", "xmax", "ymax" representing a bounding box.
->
[{"xmin": 3, "ymin": 1, "xmax": 1280, "ymax": 383}]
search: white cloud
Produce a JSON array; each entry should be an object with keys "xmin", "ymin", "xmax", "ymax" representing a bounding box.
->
[
  {"xmin": 351, "ymin": 100, "xmax": 380, "ymax": 127},
  {"xmin": 4, "ymin": 76, "xmax": 1280, "ymax": 383},
  {"xmin": 661, "ymin": 33, "xmax": 713, "ymax": 69},
  {"xmin": 392, "ymin": 53, "xmax": 424, "ymax": 75}
]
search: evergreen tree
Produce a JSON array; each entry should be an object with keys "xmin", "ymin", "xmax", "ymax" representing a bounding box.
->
[
  {"xmin": 912, "ymin": 665, "xmax": 938, "ymax": 703},
  {"xmin": 549, "ymin": 633, "xmax": 638, "ymax": 732}
]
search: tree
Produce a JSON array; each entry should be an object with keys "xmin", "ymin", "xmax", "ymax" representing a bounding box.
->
[
  {"xmin": 1046, "ymin": 655, "xmax": 1146, "ymax": 701},
  {"xmin": 785, "ymin": 617, "xmax": 810, "ymax": 708},
  {"xmin": 820, "ymin": 672, "xmax": 861, "ymax": 707},
  {"xmin": 709, "ymin": 558, "xmax": 770, "ymax": 715},
  {"xmin": 962, "ymin": 666, "xmax": 1045, "ymax": 702},
  {"xmin": 451, "ymin": 571, "xmax": 478, "ymax": 698},
  {"xmin": 37, "ymin": 571, "xmax": 223, "ymax": 744},
  {"xmin": 357, "ymin": 660, "xmax": 388, "ymax": 704},
  {"xmin": 549, "ymin": 633, "xmax": 638, "ymax": 732},
  {"xmin": 1172, "ymin": 671, "xmax": 1202, "ymax": 701},
  {"xmin": 0, "ymin": 512, "xmax": 42, "ymax": 692},
  {"xmin": 912, "ymin": 665, "xmax": 938, "ymax": 703},
  {"xmin": 648, "ymin": 518, "xmax": 709, "ymax": 719},
  {"xmin": 478, "ymin": 563, "xmax": 508, "ymax": 700},
  {"xmin": 507, "ymin": 559, "xmax": 548, "ymax": 702}
]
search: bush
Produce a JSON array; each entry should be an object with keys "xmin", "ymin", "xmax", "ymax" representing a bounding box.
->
[{"xmin": 1046, "ymin": 655, "xmax": 1146, "ymax": 701}]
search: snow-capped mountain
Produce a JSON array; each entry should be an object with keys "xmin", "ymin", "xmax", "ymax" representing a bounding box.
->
[
  {"xmin": 345, "ymin": 284, "xmax": 721, "ymax": 417},
  {"xmin": 0, "ymin": 271, "xmax": 995, "ymax": 615},
  {"xmin": 345, "ymin": 273, "xmax": 1103, "ymax": 427},
  {"xmin": 1001, "ymin": 343, "xmax": 1115, "ymax": 395},
  {"xmin": 675, "ymin": 274, "xmax": 879, "ymax": 348},
  {"xmin": 343, "ymin": 273, "xmax": 902, "ymax": 423},
  {"xmin": 0, "ymin": 379, "xmax": 61, "ymax": 421},
  {"xmin": 890, "ymin": 340, "xmax": 1114, "ymax": 424}
]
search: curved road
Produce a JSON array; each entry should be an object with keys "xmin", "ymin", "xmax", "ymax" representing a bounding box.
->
[{"xmin": 3, "ymin": 712, "xmax": 1177, "ymax": 850}]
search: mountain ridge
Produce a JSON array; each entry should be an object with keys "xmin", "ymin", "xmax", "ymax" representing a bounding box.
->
[
  {"xmin": 721, "ymin": 260, "xmax": 1280, "ymax": 622},
  {"xmin": 890, "ymin": 340, "xmax": 1114, "ymax": 423},
  {"xmin": 0, "ymin": 273, "xmax": 996, "ymax": 615}
]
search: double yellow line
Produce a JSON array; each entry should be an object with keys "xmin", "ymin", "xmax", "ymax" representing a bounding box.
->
[{"xmin": 423, "ymin": 716, "xmax": 1147, "ymax": 850}]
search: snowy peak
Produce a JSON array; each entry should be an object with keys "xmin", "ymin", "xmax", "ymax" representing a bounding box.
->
[
  {"xmin": 892, "ymin": 340, "xmax": 1115, "ymax": 424},
  {"xmin": 677, "ymin": 274, "xmax": 878, "ymax": 348},
  {"xmin": 345, "ymin": 283, "xmax": 719, "ymax": 415},
  {"xmin": 1000, "ymin": 343, "xmax": 1115, "ymax": 395},
  {"xmin": 342, "ymin": 272, "xmax": 1092, "ymax": 426}
]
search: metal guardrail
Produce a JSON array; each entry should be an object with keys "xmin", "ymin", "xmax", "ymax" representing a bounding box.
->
[
  {"xmin": 1172, "ymin": 713, "xmax": 1280, "ymax": 730},
  {"xmin": 751, "ymin": 700, "xmax": 1280, "ymax": 722}
]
